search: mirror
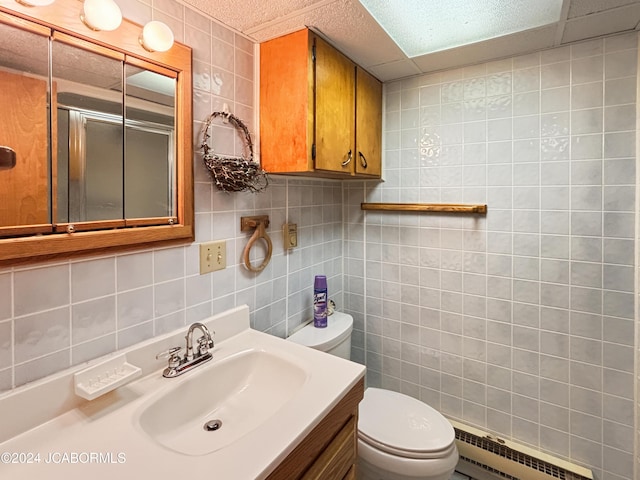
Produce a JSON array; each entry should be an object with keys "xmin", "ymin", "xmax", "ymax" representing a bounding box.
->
[
  {"xmin": 124, "ymin": 64, "xmax": 176, "ymax": 220},
  {"xmin": 53, "ymin": 37, "xmax": 125, "ymax": 224},
  {"xmin": 52, "ymin": 40, "xmax": 177, "ymax": 226},
  {"xmin": 0, "ymin": 1, "xmax": 193, "ymax": 265}
]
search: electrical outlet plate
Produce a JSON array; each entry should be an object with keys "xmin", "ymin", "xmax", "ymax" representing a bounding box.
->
[
  {"xmin": 199, "ymin": 240, "xmax": 226, "ymax": 274},
  {"xmin": 283, "ymin": 223, "xmax": 298, "ymax": 249}
]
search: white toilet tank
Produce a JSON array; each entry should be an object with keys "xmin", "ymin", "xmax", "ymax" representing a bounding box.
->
[{"xmin": 287, "ymin": 311, "xmax": 353, "ymax": 360}]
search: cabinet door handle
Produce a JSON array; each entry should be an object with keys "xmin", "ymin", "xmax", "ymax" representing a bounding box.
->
[
  {"xmin": 341, "ymin": 149, "xmax": 352, "ymax": 167},
  {"xmin": 359, "ymin": 151, "xmax": 368, "ymax": 169}
]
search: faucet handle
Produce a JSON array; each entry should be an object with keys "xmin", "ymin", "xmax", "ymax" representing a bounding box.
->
[
  {"xmin": 156, "ymin": 346, "xmax": 181, "ymax": 359},
  {"xmin": 197, "ymin": 335, "xmax": 214, "ymax": 355},
  {"xmin": 156, "ymin": 346, "xmax": 182, "ymax": 368}
]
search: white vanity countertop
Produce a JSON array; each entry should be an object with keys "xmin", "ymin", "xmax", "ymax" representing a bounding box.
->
[{"xmin": 0, "ymin": 306, "xmax": 365, "ymax": 480}]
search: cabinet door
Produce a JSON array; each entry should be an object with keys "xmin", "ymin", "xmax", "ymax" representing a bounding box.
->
[
  {"xmin": 260, "ymin": 29, "xmax": 313, "ymax": 174},
  {"xmin": 314, "ymin": 36, "xmax": 355, "ymax": 174},
  {"xmin": 355, "ymin": 67, "xmax": 382, "ymax": 177}
]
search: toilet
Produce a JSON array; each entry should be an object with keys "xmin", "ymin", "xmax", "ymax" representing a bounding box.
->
[{"xmin": 287, "ymin": 312, "xmax": 458, "ymax": 480}]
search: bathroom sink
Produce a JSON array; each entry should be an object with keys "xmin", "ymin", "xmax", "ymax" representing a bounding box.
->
[
  {"xmin": 0, "ymin": 307, "xmax": 366, "ymax": 480},
  {"xmin": 136, "ymin": 348, "xmax": 308, "ymax": 456}
]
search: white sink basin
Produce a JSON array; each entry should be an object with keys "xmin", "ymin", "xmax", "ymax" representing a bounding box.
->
[{"xmin": 136, "ymin": 348, "xmax": 308, "ymax": 455}]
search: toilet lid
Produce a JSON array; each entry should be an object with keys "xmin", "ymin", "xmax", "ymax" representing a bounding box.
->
[
  {"xmin": 287, "ymin": 311, "xmax": 353, "ymax": 351},
  {"xmin": 358, "ymin": 388, "xmax": 455, "ymax": 459}
]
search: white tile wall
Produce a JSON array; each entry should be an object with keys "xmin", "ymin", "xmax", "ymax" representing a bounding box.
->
[
  {"xmin": 1, "ymin": 3, "xmax": 638, "ymax": 479},
  {"xmin": 345, "ymin": 32, "xmax": 638, "ymax": 480},
  {"xmin": 0, "ymin": 1, "xmax": 343, "ymax": 393}
]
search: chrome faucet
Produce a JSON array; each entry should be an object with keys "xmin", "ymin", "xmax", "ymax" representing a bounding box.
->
[{"xmin": 156, "ymin": 322, "xmax": 215, "ymax": 378}]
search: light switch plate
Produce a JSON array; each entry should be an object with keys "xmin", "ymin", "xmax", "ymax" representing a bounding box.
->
[
  {"xmin": 200, "ymin": 240, "xmax": 226, "ymax": 274},
  {"xmin": 283, "ymin": 223, "xmax": 298, "ymax": 249}
]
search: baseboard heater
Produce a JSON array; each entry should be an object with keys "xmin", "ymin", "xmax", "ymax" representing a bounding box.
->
[{"xmin": 450, "ymin": 420, "xmax": 593, "ymax": 480}]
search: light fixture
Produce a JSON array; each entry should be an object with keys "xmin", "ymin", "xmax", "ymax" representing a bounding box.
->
[
  {"xmin": 139, "ymin": 21, "xmax": 174, "ymax": 52},
  {"xmin": 358, "ymin": 0, "xmax": 563, "ymax": 57},
  {"xmin": 80, "ymin": 0, "xmax": 122, "ymax": 32},
  {"xmin": 14, "ymin": 0, "xmax": 55, "ymax": 6}
]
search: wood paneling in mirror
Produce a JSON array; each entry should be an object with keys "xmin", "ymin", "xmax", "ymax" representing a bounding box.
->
[
  {"xmin": 0, "ymin": 71, "xmax": 50, "ymax": 229},
  {"xmin": 0, "ymin": 0, "xmax": 193, "ymax": 266}
]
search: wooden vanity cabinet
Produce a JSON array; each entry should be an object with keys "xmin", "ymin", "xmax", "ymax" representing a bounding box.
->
[
  {"xmin": 267, "ymin": 378, "xmax": 364, "ymax": 480},
  {"xmin": 260, "ymin": 29, "xmax": 381, "ymax": 179}
]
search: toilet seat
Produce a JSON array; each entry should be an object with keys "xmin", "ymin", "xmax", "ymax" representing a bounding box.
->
[
  {"xmin": 358, "ymin": 388, "xmax": 456, "ymax": 460},
  {"xmin": 359, "ymin": 431, "xmax": 457, "ymax": 460}
]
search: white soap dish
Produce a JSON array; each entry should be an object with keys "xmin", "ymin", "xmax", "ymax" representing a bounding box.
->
[{"xmin": 74, "ymin": 354, "xmax": 142, "ymax": 401}]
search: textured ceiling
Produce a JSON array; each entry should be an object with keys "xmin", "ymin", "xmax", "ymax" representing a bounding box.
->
[{"xmin": 182, "ymin": 0, "xmax": 640, "ymax": 81}]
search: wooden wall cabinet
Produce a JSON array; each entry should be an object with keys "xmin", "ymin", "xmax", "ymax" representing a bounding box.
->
[
  {"xmin": 267, "ymin": 378, "xmax": 364, "ymax": 480},
  {"xmin": 260, "ymin": 29, "xmax": 381, "ymax": 179}
]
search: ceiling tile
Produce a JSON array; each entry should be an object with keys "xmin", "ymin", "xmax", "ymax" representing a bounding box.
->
[
  {"xmin": 567, "ymin": 0, "xmax": 640, "ymax": 19},
  {"xmin": 562, "ymin": 4, "xmax": 640, "ymax": 43},
  {"xmin": 412, "ymin": 25, "xmax": 557, "ymax": 73},
  {"xmin": 367, "ymin": 60, "xmax": 422, "ymax": 82}
]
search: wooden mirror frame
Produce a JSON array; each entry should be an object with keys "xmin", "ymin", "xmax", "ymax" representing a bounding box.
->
[{"xmin": 0, "ymin": 0, "xmax": 193, "ymax": 266}]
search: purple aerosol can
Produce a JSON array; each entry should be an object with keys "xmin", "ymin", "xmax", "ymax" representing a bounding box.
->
[{"xmin": 313, "ymin": 275, "xmax": 328, "ymax": 328}]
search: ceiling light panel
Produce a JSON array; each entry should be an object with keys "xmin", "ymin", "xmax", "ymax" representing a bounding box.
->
[{"xmin": 358, "ymin": 0, "xmax": 563, "ymax": 57}]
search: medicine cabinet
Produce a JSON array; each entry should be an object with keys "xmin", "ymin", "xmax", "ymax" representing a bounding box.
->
[{"xmin": 0, "ymin": 0, "xmax": 193, "ymax": 265}]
